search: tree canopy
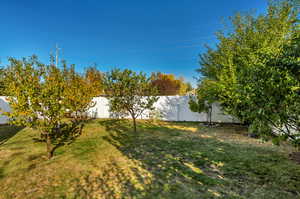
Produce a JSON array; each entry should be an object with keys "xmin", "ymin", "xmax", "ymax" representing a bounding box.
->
[
  {"xmin": 195, "ymin": 0, "xmax": 300, "ymax": 146},
  {"xmin": 2, "ymin": 56, "xmax": 96, "ymax": 159},
  {"xmin": 104, "ymin": 69, "xmax": 158, "ymax": 132}
]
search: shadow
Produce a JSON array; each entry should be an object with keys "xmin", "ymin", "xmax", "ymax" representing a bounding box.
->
[
  {"xmin": 87, "ymin": 107, "xmax": 98, "ymax": 119},
  {"xmin": 0, "ymin": 152, "xmax": 25, "ymax": 179},
  {"xmin": 109, "ymin": 110, "xmax": 128, "ymax": 119},
  {"xmin": 0, "ymin": 167, "xmax": 4, "ymax": 179},
  {"xmin": 25, "ymin": 153, "xmax": 45, "ymax": 171},
  {"xmin": 157, "ymin": 96, "xmax": 181, "ymax": 121},
  {"xmin": 96, "ymin": 119, "xmax": 229, "ymax": 198},
  {"xmin": 32, "ymin": 121, "xmax": 84, "ymax": 158},
  {"xmin": 290, "ymin": 152, "xmax": 300, "ymax": 164},
  {"xmin": 98, "ymin": 119, "xmax": 130, "ymax": 132},
  {"xmin": 155, "ymin": 96, "xmax": 208, "ymax": 122},
  {"xmin": 94, "ymin": 119, "xmax": 300, "ymax": 198},
  {"xmin": 72, "ymin": 160, "xmax": 148, "ymax": 199},
  {"xmin": 0, "ymin": 98, "xmax": 25, "ymax": 145},
  {"xmin": 0, "ymin": 125, "xmax": 24, "ymax": 146}
]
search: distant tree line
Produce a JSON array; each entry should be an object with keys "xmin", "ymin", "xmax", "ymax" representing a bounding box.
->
[
  {"xmin": 150, "ymin": 72, "xmax": 193, "ymax": 96},
  {"xmin": 0, "ymin": 67, "xmax": 192, "ymax": 97}
]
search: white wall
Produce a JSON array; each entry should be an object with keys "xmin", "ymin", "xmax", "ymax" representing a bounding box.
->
[
  {"xmin": 0, "ymin": 96, "xmax": 11, "ymax": 124},
  {"xmin": 87, "ymin": 96, "xmax": 239, "ymax": 123},
  {"xmin": 0, "ymin": 96, "xmax": 239, "ymax": 124}
]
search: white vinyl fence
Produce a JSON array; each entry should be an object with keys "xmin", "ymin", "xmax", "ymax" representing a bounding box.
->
[
  {"xmin": 0, "ymin": 96, "xmax": 11, "ymax": 124},
  {"xmin": 88, "ymin": 96, "xmax": 239, "ymax": 123},
  {"xmin": 0, "ymin": 96, "xmax": 239, "ymax": 124}
]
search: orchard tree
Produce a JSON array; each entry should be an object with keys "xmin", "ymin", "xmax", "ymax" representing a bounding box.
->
[
  {"xmin": 189, "ymin": 79, "xmax": 218, "ymax": 125},
  {"xmin": 104, "ymin": 69, "xmax": 158, "ymax": 132},
  {"xmin": 189, "ymin": 97, "xmax": 211, "ymax": 124},
  {"xmin": 2, "ymin": 56, "xmax": 95, "ymax": 159},
  {"xmin": 196, "ymin": 1, "xmax": 300, "ymax": 146}
]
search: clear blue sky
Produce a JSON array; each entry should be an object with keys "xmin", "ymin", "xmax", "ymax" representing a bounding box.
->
[{"xmin": 0, "ymin": 0, "xmax": 268, "ymax": 86}]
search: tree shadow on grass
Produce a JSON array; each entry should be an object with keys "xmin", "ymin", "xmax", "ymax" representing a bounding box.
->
[
  {"xmin": 0, "ymin": 125, "xmax": 24, "ymax": 146},
  {"xmin": 96, "ymin": 119, "xmax": 300, "ymax": 199},
  {"xmin": 96, "ymin": 119, "xmax": 231, "ymax": 198},
  {"xmin": 0, "ymin": 167, "xmax": 4, "ymax": 179},
  {"xmin": 72, "ymin": 160, "xmax": 149, "ymax": 199}
]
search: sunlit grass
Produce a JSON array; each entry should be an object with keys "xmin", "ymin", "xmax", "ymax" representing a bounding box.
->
[{"xmin": 0, "ymin": 119, "xmax": 299, "ymax": 199}]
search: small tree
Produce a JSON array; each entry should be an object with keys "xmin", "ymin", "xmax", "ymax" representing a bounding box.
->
[
  {"xmin": 189, "ymin": 97, "xmax": 212, "ymax": 125},
  {"xmin": 189, "ymin": 79, "xmax": 217, "ymax": 125},
  {"xmin": 104, "ymin": 69, "xmax": 158, "ymax": 132},
  {"xmin": 2, "ymin": 56, "xmax": 95, "ymax": 159}
]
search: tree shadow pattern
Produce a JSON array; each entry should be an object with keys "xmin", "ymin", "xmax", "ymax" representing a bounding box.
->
[
  {"xmin": 71, "ymin": 119, "xmax": 300, "ymax": 199},
  {"xmin": 1, "ymin": 119, "xmax": 299, "ymax": 198},
  {"xmin": 0, "ymin": 125, "xmax": 24, "ymax": 146},
  {"xmin": 32, "ymin": 121, "xmax": 84, "ymax": 159}
]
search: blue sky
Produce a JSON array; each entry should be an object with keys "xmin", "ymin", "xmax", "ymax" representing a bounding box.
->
[{"xmin": 0, "ymin": 0, "xmax": 268, "ymax": 86}]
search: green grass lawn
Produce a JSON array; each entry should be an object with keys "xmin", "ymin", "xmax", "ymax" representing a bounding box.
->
[{"xmin": 0, "ymin": 119, "xmax": 300, "ymax": 199}]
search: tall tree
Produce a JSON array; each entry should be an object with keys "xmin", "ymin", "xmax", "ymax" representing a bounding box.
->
[
  {"xmin": 189, "ymin": 79, "xmax": 218, "ymax": 125},
  {"xmin": 104, "ymin": 69, "xmax": 158, "ymax": 132},
  {"xmin": 196, "ymin": 1, "xmax": 300, "ymax": 146}
]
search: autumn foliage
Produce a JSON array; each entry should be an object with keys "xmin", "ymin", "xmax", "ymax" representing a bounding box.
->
[{"xmin": 150, "ymin": 72, "xmax": 192, "ymax": 95}]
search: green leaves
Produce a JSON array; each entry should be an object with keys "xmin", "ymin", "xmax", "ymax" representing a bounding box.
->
[
  {"xmin": 104, "ymin": 69, "xmax": 159, "ymax": 132},
  {"xmin": 196, "ymin": 1, "xmax": 300, "ymax": 146},
  {"xmin": 2, "ymin": 56, "xmax": 95, "ymax": 158},
  {"xmin": 63, "ymin": 65, "xmax": 97, "ymax": 121}
]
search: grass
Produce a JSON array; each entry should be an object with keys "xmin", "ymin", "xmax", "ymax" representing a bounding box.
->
[{"xmin": 0, "ymin": 119, "xmax": 300, "ymax": 199}]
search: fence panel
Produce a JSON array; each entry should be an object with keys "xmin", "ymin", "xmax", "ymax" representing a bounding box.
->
[
  {"xmin": 0, "ymin": 96, "xmax": 240, "ymax": 124},
  {"xmin": 0, "ymin": 96, "xmax": 11, "ymax": 124}
]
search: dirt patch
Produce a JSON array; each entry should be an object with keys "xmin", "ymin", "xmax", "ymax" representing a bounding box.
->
[{"xmin": 289, "ymin": 152, "xmax": 300, "ymax": 164}]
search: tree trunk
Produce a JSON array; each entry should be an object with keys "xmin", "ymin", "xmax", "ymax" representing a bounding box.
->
[
  {"xmin": 208, "ymin": 105, "xmax": 212, "ymax": 126},
  {"xmin": 132, "ymin": 117, "xmax": 137, "ymax": 133},
  {"xmin": 46, "ymin": 134, "xmax": 54, "ymax": 159},
  {"xmin": 206, "ymin": 111, "xmax": 209, "ymax": 125},
  {"xmin": 209, "ymin": 108, "xmax": 212, "ymax": 126}
]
